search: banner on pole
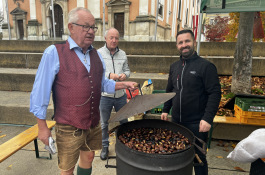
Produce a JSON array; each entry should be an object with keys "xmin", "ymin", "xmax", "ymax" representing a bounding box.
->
[{"xmin": 202, "ymin": 0, "xmax": 265, "ymax": 13}]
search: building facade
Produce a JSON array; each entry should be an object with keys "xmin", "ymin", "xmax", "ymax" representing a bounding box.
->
[{"xmin": 1, "ymin": 0, "xmax": 201, "ymax": 41}]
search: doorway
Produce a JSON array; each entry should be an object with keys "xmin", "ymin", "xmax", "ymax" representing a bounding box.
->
[
  {"xmin": 52, "ymin": 4, "xmax": 63, "ymax": 38},
  {"xmin": 17, "ymin": 20, "xmax": 24, "ymax": 40},
  {"xmin": 114, "ymin": 13, "xmax": 124, "ymax": 38}
]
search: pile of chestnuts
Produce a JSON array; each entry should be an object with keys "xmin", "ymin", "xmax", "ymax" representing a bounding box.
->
[{"xmin": 118, "ymin": 127, "xmax": 191, "ymax": 154}]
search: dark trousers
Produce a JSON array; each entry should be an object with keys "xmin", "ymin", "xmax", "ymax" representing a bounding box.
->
[{"xmin": 173, "ymin": 120, "xmax": 208, "ymax": 175}]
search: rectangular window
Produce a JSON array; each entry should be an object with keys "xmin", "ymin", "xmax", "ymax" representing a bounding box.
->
[{"xmin": 159, "ymin": 4, "xmax": 163, "ymax": 17}]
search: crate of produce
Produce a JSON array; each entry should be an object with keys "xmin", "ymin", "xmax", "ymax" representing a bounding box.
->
[
  {"xmin": 234, "ymin": 104, "xmax": 265, "ymax": 126},
  {"xmin": 150, "ymin": 90, "xmax": 172, "ymax": 115},
  {"xmin": 152, "ymin": 90, "xmax": 166, "ymax": 94},
  {"xmin": 235, "ymin": 97, "xmax": 265, "ymax": 112},
  {"xmin": 150, "ymin": 103, "xmax": 172, "ymax": 115},
  {"xmin": 150, "ymin": 104, "xmax": 164, "ymax": 114}
]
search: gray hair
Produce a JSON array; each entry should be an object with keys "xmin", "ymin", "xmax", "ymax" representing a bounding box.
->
[
  {"xmin": 68, "ymin": 7, "xmax": 91, "ymax": 23},
  {"xmin": 104, "ymin": 27, "xmax": 119, "ymax": 38}
]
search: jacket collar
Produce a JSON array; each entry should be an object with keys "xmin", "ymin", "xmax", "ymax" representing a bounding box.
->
[
  {"xmin": 180, "ymin": 51, "xmax": 198, "ymax": 62},
  {"xmin": 104, "ymin": 43, "xmax": 119, "ymax": 55}
]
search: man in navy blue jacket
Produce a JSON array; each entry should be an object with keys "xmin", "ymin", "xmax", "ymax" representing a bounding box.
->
[{"xmin": 161, "ymin": 29, "xmax": 221, "ymax": 175}]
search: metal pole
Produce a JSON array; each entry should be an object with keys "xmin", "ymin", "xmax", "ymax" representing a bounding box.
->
[
  {"xmin": 154, "ymin": 0, "xmax": 159, "ymax": 41},
  {"xmin": 196, "ymin": 13, "xmax": 203, "ymax": 55},
  {"xmin": 51, "ymin": 0, "xmax": 56, "ymax": 40},
  {"xmin": 196, "ymin": 0, "xmax": 203, "ymax": 55},
  {"xmin": 103, "ymin": 0, "xmax": 105, "ymax": 39},
  {"xmin": 5, "ymin": 0, "xmax": 11, "ymax": 40}
]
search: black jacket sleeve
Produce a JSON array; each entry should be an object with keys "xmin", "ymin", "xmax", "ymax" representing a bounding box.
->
[{"xmin": 202, "ymin": 63, "xmax": 221, "ymax": 124}]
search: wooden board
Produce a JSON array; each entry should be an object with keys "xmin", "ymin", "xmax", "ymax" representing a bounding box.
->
[
  {"xmin": 213, "ymin": 116, "xmax": 241, "ymax": 124},
  {"xmin": 214, "ymin": 115, "xmax": 265, "ymax": 126},
  {"xmin": 0, "ymin": 120, "xmax": 56, "ymax": 163}
]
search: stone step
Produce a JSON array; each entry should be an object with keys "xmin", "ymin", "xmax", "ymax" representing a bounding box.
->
[
  {"xmin": 0, "ymin": 52, "xmax": 42, "ymax": 69},
  {"xmin": 0, "ymin": 91, "xmax": 54, "ymax": 125},
  {"xmin": 1, "ymin": 40, "xmax": 265, "ymax": 57},
  {"xmin": 0, "ymin": 68, "xmax": 37, "ymax": 92},
  {"xmin": 0, "ymin": 68, "xmax": 169, "ymax": 92},
  {"xmin": 1, "ymin": 52, "xmax": 265, "ymax": 76}
]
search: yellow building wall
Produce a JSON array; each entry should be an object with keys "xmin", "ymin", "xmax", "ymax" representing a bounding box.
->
[
  {"xmin": 7, "ymin": 0, "xmax": 170, "ymax": 30},
  {"xmin": 129, "ymin": 0, "xmax": 139, "ymax": 21},
  {"xmin": 68, "ymin": 0, "xmax": 77, "ymax": 12},
  {"xmin": 36, "ymin": 1, "xmax": 42, "ymax": 24}
]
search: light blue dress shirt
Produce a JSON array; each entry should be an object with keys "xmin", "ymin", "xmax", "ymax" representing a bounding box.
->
[{"xmin": 30, "ymin": 36, "xmax": 116, "ymax": 119}]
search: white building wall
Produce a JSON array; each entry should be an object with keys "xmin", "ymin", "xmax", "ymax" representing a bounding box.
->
[
  {"xmin": 29, "ymin": 0, "xmax": 36, "ymax": 20},
  {"xmin": 139, "ymin": 0, "xmax": 148, "ymax": 15},
  {"xmin": 171, "ymin": 0, "xmax": 177, "ymax": 40},
  {"xmin": 151, "ymin": 0, "xmax": 155, "ymax": 16},
  {"xmin": 87, "ymin": 0, "xmax": 100, "ymax": 18},
  {"xmin": 2, "ymin": 0, "xmax": 7, "ymax": 23},
  {"xmin": 182, "ymin": 0, "xmax": 186, "ymax": 28},
  {"xmin": 77, "ymin": 0, "xmax": 85, "ymax": 7},
  {"xmin": 166, "ymin": 0, "xmax": 170, "ymax": 23}
]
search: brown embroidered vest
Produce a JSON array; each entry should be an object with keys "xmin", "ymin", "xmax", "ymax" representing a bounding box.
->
[{"xmin": 53, "ymin": 41, "xmax": 103, "ymax": 129}]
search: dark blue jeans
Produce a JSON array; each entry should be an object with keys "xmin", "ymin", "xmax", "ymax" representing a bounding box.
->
[
  {"xmin": 99, "ymin": 94, "xmax": 128, "ymax": 147},
  {"xmin": 172, "ymin": 120, "xmax": 208, "ymax": 175}
]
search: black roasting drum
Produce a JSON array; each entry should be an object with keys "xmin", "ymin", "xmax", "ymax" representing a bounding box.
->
[{"xmin": 115, "ymin": 119, "xmax": 196, "ymax": 175}]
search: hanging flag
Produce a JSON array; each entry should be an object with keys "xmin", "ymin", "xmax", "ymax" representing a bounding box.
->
[{"xmin": 193, "ymin": 15, "xmax": 199, "ymax": 40}]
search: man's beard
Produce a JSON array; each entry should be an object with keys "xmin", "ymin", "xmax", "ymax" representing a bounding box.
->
[{"xmin": 180, "ymin": 46, "xmax": 194, "ymax": 59}]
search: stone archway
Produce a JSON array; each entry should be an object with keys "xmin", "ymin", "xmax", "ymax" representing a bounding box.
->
[
  {"xmin": 40, "ymin": 0, "xmax": 68, "ymax": 40},
  {"xmin": 106, "ymin": 0, "xmax": 131, "ymax": 40},
  {"xmin": 50, "ymin": 4, "xmax": 64, "ymax": 38}
]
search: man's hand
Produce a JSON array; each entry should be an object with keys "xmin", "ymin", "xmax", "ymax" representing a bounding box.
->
[
  {"xmin": 161, "ymin": 113, "xmax": 169, "ymax": 121},
  {"xmin": 199, "ymin": 120, "xmax": 211, "ymax": 132},
  {"xmin": 118, "ymin": 73, "xmax": 127, "ymax": 81},
  {"xmin": 115, "ymin": 81, "xmax": 138, "ymax": 90},
  {"xmin": 37, "ymin": 118, "xmax": 52, "ymax": 145},
  {"xmin": 110, "ymin": 73, "xmax": 119, "ymax": 81}
]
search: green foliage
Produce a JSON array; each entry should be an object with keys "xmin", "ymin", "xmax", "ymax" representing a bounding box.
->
[
  {"xmin": 223, "ymin": 92, "xmax": 235, "ymax": 100},
  {"xmin": 251, "ymin": 88, "xmax": 264, "ymax": 95},
  {"xmin": 226, "ymin": 12, "xmax": 265, "ymax": 42},
  {"xmin": 225, "ymin": 13, "xmax": 240, "ymax": 42}
]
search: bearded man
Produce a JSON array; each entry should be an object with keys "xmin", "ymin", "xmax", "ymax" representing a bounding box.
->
[{"xmin": 161, "ymin": 29, "xmax": 221, "ymax": 175}]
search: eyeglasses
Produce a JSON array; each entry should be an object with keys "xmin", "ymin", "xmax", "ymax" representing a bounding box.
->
[{"xmin": 72, "ymin": 23, "xmax": 98, "ymax": 32}]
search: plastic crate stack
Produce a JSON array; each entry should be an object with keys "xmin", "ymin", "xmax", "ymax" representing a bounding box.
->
[
  {"xmin": 234, "ymin": 97, "xmax": 265, "ymax": 126},
  {"xmin": 150, "ymin": 90, "xmax": 172, "ymax": 115}
]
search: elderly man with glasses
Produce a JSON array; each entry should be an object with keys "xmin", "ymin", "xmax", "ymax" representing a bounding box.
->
[{"xmin": 30, "ymin": 7, "xmax": 137, "ymax": 175}]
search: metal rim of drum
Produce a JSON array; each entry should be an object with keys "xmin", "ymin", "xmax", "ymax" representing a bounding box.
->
[{"xmin": 115, "ymin": 119, "xmax": 196, "ymax": 174}]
